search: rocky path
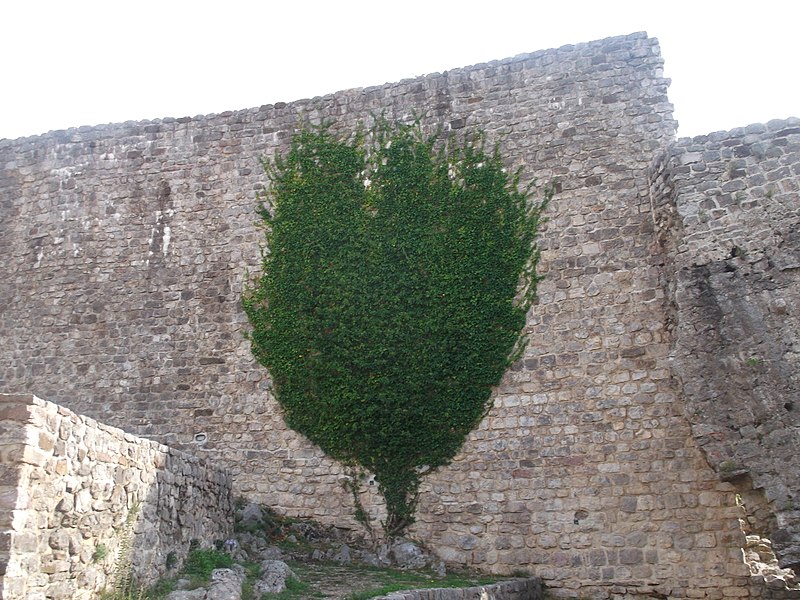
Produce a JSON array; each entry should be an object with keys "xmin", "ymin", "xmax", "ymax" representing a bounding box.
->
[{"xmin": 162, "ymin": 503, "xmax": 504, "ymax": 599}]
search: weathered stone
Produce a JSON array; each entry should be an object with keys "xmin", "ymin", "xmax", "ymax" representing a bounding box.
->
[
  {"xmin": 206, "ymin": 565, "xmax": 246, "ymax": 600},
  {"xmin": 333, "ymin": 544, "xmax": 351, "ymax": 564},
  {"xmin": 259, "ymin": 545, "xmax": 283, "ymax": 561},
  {"xmin": 254, "ymin": 560, "xmax": 294, "ymax": 595},
  {"xmin": 655, "ymin": 122, "xmax": 800, "ymax": 577},
  {"xmin": 311, "ymin": 549, "xmax": 325, "ymax": 561},
  {"xmin": 165, "ymin": 589, "xmax": 206, "ymax": 600},
  {"xmin": 0, "ymin": 394, "xmax": 233, "ymax": 599},
  {"xmin": 237, "ymin": 502, "xmax": 263, "ymax": 528}
]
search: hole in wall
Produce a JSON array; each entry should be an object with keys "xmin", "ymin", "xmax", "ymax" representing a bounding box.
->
[
  {"xmin": 193, "ymin": 432, "xmax": 208, "ymax": 444},
  {"xmin": 729, "ymin": 245, "xmax": 746, "ymax": 259},
  {"xmin": 730, "ymin": 474, "xmax": 799, "ymax": 583},
  {"xmin": 784, "ymin": 402, "xmax": 794, "ymax": 412}
]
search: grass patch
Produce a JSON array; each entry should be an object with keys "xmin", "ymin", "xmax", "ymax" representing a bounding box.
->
[
  {"xmin": 143, "ymin": 579, "xmax": 177, "ymax": 599},
  {"xmin": 103, "ymin": 555, "xmax": 505, "ymax": 600},
  {"xmin": 271, "ymin": 576, "xmax": 324, "ymax": 599},
  {"xmin": 287, "ymin": 561, "xmax": 502, "ymax": 600},
  {"xmin": 344, "ymin": 572, "xmax": 501, "ymax": 600},
  {"xmin": 345, "ymin": 563, "xmax": 497, "ymax": 588},
  {"xmin": 347, "ymin": 584, "xmax": 416, "ymax": 599},
  {"xmin": 182, "ymin": 548, "xmax": 234, "ymax": 580}
]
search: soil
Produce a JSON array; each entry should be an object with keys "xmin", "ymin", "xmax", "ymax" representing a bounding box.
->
[
  {"xmin": 233, "ymin": 504, "xmax": 502, "ymax": 599},
  {"xmin": 284, "ymin": 561, "xmax": 483, "ymax": 599}
]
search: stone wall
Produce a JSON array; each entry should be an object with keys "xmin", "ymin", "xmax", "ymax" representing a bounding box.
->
[
  {"xmin": 652, "ymin": 119, "xmax": 800, "ymax": 574},
  {"xmin": 372, "ymin": 578, "xmax": 544, "ymax": 600},
  {"xmin": 0, "ymin": 393, "xmax": 233, "ymax": 599},
  {"xmin": 0, "ymin": 32, "xmax": 798, "ymax": 598}
]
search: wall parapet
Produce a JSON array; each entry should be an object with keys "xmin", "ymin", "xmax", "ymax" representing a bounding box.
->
[{"xmin": 0, "ymin": 393, "xmax": 234, "ymax": 600}]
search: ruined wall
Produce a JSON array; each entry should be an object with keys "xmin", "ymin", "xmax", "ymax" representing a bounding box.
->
[
  {"xmin": 371, "ymin": 579, "xmax": 545, "ymax": 600},
  {"xmin": 652, "ymin": 120, "xmax": 800, "ymax": 574},
  {"xmin": 0, "ymin": 32, "xmax": 795, "ymax": 598},
  {"xmin": 0, "ymin": 394, "xmax": 233, "ymax": 600}
]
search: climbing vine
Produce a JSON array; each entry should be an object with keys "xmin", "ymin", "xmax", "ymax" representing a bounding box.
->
[{"xmin": 244, "ymin": 119, "xmax": 550, "ymax": 536}]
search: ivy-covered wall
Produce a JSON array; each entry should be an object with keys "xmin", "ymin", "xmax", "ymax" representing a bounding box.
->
[{"xmin": 1, "ymin": 32, "xmax": 797, "ymax": 598}]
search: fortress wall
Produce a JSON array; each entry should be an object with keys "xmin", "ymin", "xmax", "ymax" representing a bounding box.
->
[
  {"xmin": 0, "ymin": 394, "xmax": 233, "ymax": 600},
  {"xmin": 0, "ymin": 33, "xmax": 793, "ymax": 597},
  {"xmin": 654, "ymin": 120, "xmax": 800, "ymax": 573},
  {"xmin": 404, "ymin": 43, "xmax": 753, "ymax": 598}
]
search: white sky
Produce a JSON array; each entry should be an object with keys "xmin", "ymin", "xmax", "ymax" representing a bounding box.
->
[{"xmin": 1, "ymin": 1, "xmax": 797, "ymax": 141}]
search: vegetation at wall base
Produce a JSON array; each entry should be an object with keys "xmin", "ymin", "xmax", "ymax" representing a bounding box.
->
[
  {"xmin": 244, "ymin": 119, "xmax": 550, "ymax": 536},
  {"xmin": 182, "ymin": 548, "xmax": 235, "ymax": 580},
  {"xmin": 100, "ymin": 503, "xmax": 143, "ymax": 600}
]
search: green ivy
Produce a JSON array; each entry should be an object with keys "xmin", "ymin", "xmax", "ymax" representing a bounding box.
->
[{"xmin": 244, "ymin": 119, "xmax": 550, "ymax": 535}]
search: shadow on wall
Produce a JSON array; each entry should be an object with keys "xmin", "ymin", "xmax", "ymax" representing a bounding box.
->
[{"xmin": 654, "ymin": 120, "xmax": 800, "ymax": 576}]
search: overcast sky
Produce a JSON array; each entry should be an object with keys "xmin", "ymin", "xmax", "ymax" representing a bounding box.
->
[{"xmin": 1, "ymin": 1, "xmax": 797, "ymax": 141}]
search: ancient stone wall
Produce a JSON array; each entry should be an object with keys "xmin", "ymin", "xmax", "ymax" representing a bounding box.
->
[
  {"xmin": 0, "ymin": 32, "xmax": 797, "ymax": 598},
  {"xmin": 371, "ymin": 578, "xmax": 544, "ymax": 600},
  {"xmin": 0, "ymin": 394, "xmax": 233, "ymax": 600},
  {"xmin": 652, "ymin": 119, "xmax": 800, "ymax": 575}
]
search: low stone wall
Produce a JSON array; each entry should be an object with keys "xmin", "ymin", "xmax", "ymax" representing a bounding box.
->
[
  {"xmin": 0, "ymin": 393, "xmax": 234, "ymax": 600},
  {"xmin": 373, "ymin": 578, "xmax": 543, "ymax": 600}
]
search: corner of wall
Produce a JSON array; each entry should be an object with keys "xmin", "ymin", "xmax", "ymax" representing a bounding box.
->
[
  {"xmin": 656, "ymin": 120, "xmax": 800, "ymax": 591},
  {"xmin": 0, "ymin": 392, "xmax": 235, "ymax": 599}
]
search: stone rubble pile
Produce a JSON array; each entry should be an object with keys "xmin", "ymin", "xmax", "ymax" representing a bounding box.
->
[
  {"xmin": 745, "ymin": 535, "xmax": 800, "ymax": 587},
  {"xmin": 163, "ymin": 502, "xmax": 451, "ymax": 599}
]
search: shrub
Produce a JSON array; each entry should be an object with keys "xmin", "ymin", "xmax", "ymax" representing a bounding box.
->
[{"xmin": 244, "ymin": 119, "xmax": 550, "ymax": 535}]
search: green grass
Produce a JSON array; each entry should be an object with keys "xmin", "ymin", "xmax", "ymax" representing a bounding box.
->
[
  {"xmin": 102, "ymin": 504, "xmax": 509, "ymax": 600},
  {"xmin": 343, "ymin": 573, "xmax": 501, "ymax": 600},
  {"xmin": 271, "ymin": 576, "xmax": 324, "ymax": 599},
  {"xmin": 344, "ymin": 573, "xmax": 501, "ymax": 600},
  {"xmin": 239, "ymin": 561, "xmax": 325, "ymax": 600},
  {"xmin": 347, "ymin": 584, "xmax": 412, "ymax": 599},
  {"xmin": 286, "ymin": 561, "xmax": 502, "ymax": 600},
  {"xmin": 106, "ymin": 557, "xmax": 505, "ymax": 600},
  {"xmin": 240, "ymin": 562, "xmax": 260, "ymax": 600},
  {"xmin": 134, "ymin": 549, "xmax": 235, "ymax": 599},
  {"xmin": 182, "ymin": 548, "xmax": 234, "ymax": 580},
  {"xmin": 350, "ymin": 563, "xmax": 497, "ymax": 587},
  {"xmin": 143, "ymin": 579, "xmax": 177, "ymax": 599}
]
